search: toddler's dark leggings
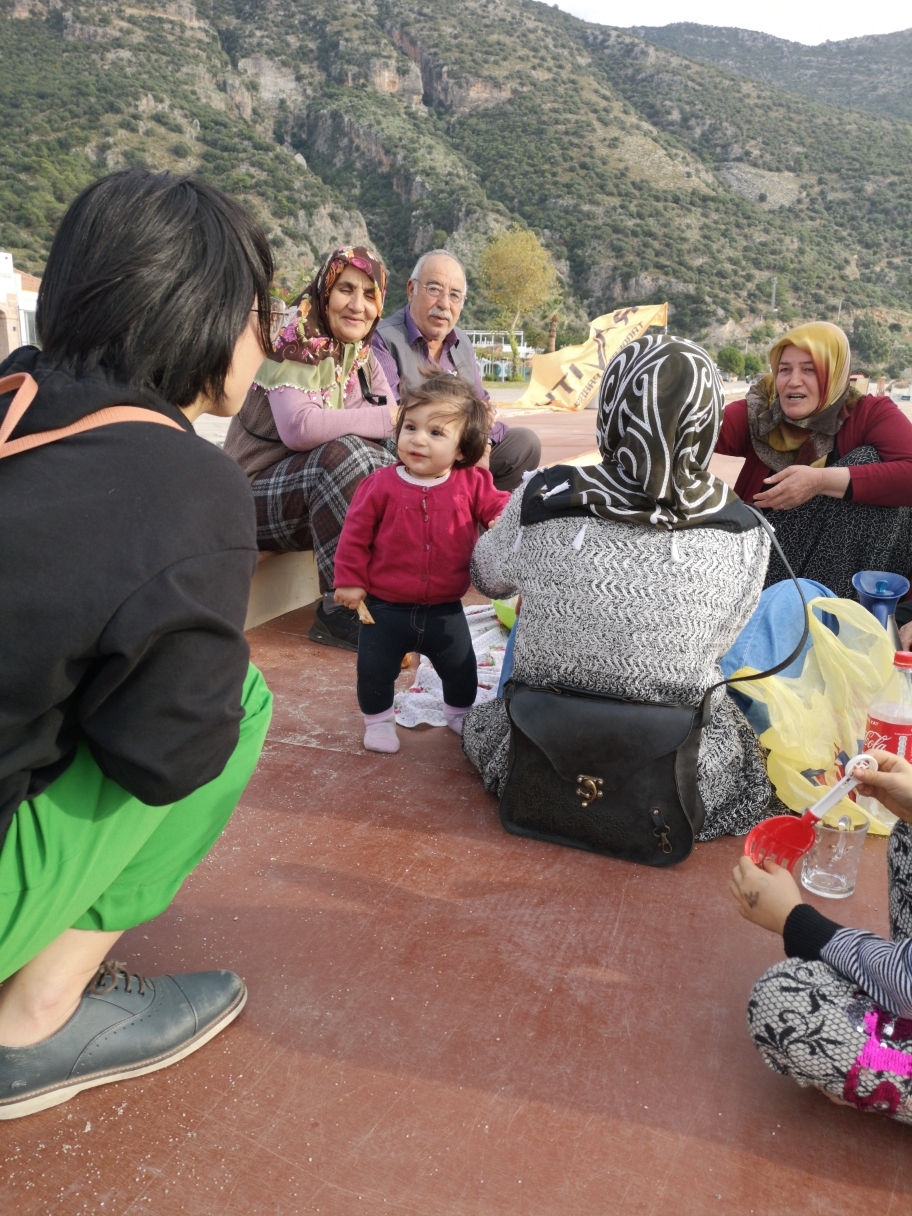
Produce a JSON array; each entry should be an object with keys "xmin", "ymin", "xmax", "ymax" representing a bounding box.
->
[{"xmin": 357, "ymin": 598, "xmax": 477, "ymax": 716}]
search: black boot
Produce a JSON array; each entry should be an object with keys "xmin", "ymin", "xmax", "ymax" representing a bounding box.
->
[{"xmin": 308, "ymin": 601, "xmax": 361, "ymax": 652}]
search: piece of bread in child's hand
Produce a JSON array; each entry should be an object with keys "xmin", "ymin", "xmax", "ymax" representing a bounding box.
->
[{"xmin": 356, "ymin": 600, "xmax": 375, "ymax": 625}]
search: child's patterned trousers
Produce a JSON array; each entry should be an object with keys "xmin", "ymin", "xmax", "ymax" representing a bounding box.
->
[{"xmin": 748, "ymin": 820, "xmax": 912, "ymax": 1123}]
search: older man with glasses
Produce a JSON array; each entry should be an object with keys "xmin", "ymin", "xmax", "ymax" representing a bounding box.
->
[{"xmin": 372, "ymin": 250, "xmax": 540, "ymax": 492}]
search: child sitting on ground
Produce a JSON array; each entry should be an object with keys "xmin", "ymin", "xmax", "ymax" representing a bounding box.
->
[
  {"xmin": 333, "ymin": 373, "xmax": 511, "ymax": 754},
  {"xmin": 732, "ymin": 750, "xmax": 912, "ymax": 1121}
]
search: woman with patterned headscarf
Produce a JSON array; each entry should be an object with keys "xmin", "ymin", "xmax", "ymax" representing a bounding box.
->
[
  {"xmin": 716, "ymin": 321, "xmax": 912, "ymax": 600},
  {"xmin": 224, "ymin": 245, "xmax": 398, "ymax": 650},
  {"xmin": 462, "ymin": 334, "xmax": 774, "ymax": 840}
]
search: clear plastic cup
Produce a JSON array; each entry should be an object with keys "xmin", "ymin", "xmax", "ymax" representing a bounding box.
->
[{"xmin": 800, "ymin": 805, "xmax": 869, "ymax": 899}]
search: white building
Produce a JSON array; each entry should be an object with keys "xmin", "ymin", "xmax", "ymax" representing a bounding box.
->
[
  {"xmin": 465, "ymin": 330, "xmax": 538, "ymax": 358},
  {"xmin": 0, "ymin": 251, "xmax": 39, "ymax": 358},
  {"xmin": 465, "ymin": 330, "xmax": 541, "ymax": 379}
]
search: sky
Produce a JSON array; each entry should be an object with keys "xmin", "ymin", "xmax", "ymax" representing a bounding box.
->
[{"xmin": 553, "ymin": 1, "xmax": 910, "ymax": 47}]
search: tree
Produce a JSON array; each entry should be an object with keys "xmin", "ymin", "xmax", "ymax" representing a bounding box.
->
[
  {"xmin": 479, "ymin": 227, "xmax": 559, "ymax": 331},
  {"xmin": 750, "ymin": 321, "xmax": 776, "ymax": 343},
  {"xmin": 717, "ymin": 346, "xmax": 745, "ymax": 377},
  {"xmin": 548, "ymin": 313, "xmax": 559, "ymax": 353},
  {"xmin": 887, "ymin": 344, "xmax": 912, "ymax": 380},
  {"xmin": 508, "ymin": 331, "xmax": 520, "ymax": 380},
  {"xmin": 852, "ymin": 315, "xmax": 892, "ymax": 368},
  {"xmin": 743, "ymin": 352, "xmax": 764, "ymax": 377}
]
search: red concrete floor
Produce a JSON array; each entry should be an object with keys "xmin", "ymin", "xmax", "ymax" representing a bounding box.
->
[
  {"xmin": 3, "ymin": 602, "xmax": 910, "ymax": 1215},
  {"xmin": 1, "ymin": 416, "xmax": 906, "ymax": 1212},
  {"xmin": 498, "ymin": 407, "xmax": 597, "ymax": 466}
]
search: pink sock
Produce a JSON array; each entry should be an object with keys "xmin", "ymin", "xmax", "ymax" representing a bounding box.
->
[
  {"xmin": 443, "ymin": 704, "xmax": 472, "ymax": 736},
  {"xmin": 363, "ymin": 709, "xmax": 400, "ymax": 754}
]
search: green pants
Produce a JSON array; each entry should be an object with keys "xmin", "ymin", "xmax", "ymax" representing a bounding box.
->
[{"xmin": 0, "ymin": 665, "xmax": 272, "ymax": 984}]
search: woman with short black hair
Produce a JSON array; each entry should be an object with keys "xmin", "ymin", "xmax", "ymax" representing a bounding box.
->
[{"xmin": 0, "ymin": 169, "xmax": 276, "ymax": 1119}]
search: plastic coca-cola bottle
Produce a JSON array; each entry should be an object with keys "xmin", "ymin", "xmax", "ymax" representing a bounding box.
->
[{"xmin": 865, "ymin": 651, "xmax": 912, "ymax": 759}]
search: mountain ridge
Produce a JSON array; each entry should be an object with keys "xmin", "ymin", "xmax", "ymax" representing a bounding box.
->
[
  {"xmin": 630, "ymin": 22, "xmax": 912, "ymax": 123},
  {"xmin": 1, "ymin": 0, "xmax": 911, "ymax": 353}
]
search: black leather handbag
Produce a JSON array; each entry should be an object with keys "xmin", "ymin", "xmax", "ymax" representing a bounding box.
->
[{"xmin": 498, "ymin": 508, "xmax": 808, "ymax": 866}]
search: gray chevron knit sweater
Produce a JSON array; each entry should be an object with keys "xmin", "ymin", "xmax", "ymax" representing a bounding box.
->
[{"xmin": 463, "ymin": 485, "xmax": 773, "ymax": 840}]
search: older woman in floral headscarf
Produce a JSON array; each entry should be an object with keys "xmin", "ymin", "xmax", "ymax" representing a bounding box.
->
[
  {"xmin": 224, "ymin": 246, "xmax": 397, "ymax": 650},
  {"xmin": 716, "ymin": 322, "xmax": 912, "ymax": 599}
]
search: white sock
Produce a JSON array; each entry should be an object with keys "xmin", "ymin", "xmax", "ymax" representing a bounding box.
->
[
  {"xmin": 443, "ymin": 704, "xmax": 471, "ymax": 736},
  {"xmin": 363, "ymin": 709, "xmax": 399, "ymax": 754}
]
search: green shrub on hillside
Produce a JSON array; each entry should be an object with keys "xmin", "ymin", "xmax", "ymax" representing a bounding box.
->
[
  {"xmin": 852, "ymin": 315, "xmax": 892, "ymax": 367},
  {"xmin": 717, "ymin": 347, "xmax": 745, "ymax": 377},
  {"xmin": 887, "ymin": 345, "xmax": 912, "ymax": 379}
]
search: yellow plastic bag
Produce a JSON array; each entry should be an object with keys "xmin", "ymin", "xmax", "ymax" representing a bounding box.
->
[{"xmin": 728, "ymin": 597, "xmax": 897, "ymax": 834}]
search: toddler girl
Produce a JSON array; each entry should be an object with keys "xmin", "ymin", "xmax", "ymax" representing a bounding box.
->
[{"xmin": 333, "ymin": 373, "xmax": 510, "ymax": 753}]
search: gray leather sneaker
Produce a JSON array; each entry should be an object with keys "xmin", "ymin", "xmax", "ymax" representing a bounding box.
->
[{"xmin": 0, "ymin": 961, "xmax": 246, "ymax": 1119}]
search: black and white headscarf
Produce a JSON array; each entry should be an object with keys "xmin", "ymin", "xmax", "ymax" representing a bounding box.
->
[{"xmin": 522, "ymin": 335, "xmax": 745, "ymax": 532}]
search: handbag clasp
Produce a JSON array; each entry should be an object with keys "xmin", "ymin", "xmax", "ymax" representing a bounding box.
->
[
  {"xmin": 650, "ymin": 808, "xmax": 673, "ymax": 854},
  {"xmin": 576, "ymin": 775, "xmax": 604, "ymax": 808}
]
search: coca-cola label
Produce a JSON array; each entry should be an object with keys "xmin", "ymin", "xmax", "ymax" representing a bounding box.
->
[{"xmin": 865, "ymin": 714, "xmax": 912, "ymax": 758}]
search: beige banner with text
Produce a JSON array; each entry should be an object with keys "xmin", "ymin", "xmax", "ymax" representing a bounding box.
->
[{"xmin": 517, "ymin": 303, "xmax": 669, "ymax": 411}]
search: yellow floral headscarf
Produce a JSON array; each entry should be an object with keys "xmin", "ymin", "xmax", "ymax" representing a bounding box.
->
[{"xmin": 747, "ymin": 322, "xmax": 854, "ymax": 470}]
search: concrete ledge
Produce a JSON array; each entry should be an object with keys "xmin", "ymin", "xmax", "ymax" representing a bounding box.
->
[{"xmin": 245, "ymin": 550, "xmax": 320, "ymax": 631}]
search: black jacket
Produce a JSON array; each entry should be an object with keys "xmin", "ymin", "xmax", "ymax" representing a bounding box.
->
[{"xmin": 0, "ymin": 347, "xmax": 258, "ymax": 846}]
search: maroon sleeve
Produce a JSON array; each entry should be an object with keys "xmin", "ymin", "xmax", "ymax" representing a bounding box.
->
[
  {"xmin": 715, "ymin": 400, "xmax": 751, "ymax": 458},
  {"xmin": 332, "ymin": 473, "xmax": 384, "ymax": 591},
  {"xmin": 471, "ymin": 467, "xmax": 511, "ymax": 526},
  {"xmin": 842, "ymin": 398, "xmax": 912, "ymax": 507}
]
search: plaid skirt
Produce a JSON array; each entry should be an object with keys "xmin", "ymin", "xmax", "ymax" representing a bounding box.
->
[
  {"xmin": 748, "ymin": 821, "xmax": 912, "ymax": 1123},
  {"xmin": 251, "ymin": 435, "xmax": 397, "ymax": 593}
]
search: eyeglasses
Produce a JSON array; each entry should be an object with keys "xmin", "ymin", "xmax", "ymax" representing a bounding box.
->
[
  {"xmin": 416, "ymin": 280, "xmax": 467, "ymax": 308},
  {"xmin": 251, "ymin": 298, "xmax": 289, "ymax": 343}
]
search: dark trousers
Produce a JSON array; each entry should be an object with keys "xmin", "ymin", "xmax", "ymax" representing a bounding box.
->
[
  {"xmin": 489, "ymin": 427, "xmax": 541, "ymax": 492},
  {"xmin": 357, "ymin": 598, "xmax": 477, "ymax": 716}
]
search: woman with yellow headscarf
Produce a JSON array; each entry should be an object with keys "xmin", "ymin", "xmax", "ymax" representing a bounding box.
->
[{"xmin": 716, "ymin": 321, "xmax": 912, "ymax": 599}]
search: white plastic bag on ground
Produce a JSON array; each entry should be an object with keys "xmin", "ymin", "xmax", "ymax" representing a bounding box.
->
[{"xmin": 394, "ymin": 604, "xmax": 509, "ymax": 729}]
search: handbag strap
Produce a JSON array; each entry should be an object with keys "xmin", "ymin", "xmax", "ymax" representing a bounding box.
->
[
  {"xmin": 0, "ymin": 372, "xmax": 185, "ymax": 460},
  {"xmin": 699, "ymin": 502, "xmax": 809, "ymax": 724},
  {"xmin": 525, "ymin": 504, "xmax": 811, "ymax": 726},
  {"xmin": 239, "ymin": 417, "xmax": 284, "ymax": 443},
  {"xmin": 358, "ymin": 365, "xmax": 387, "ymax": 406}
]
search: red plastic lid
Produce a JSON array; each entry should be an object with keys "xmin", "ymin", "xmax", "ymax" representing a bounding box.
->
[{"xmin": 894, "ymin": 651, "xmax": 912, "ymax": 669}]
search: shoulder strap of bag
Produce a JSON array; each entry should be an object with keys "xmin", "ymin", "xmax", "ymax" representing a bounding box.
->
[
  {"xmin": 237, "ymin": 383, "xmax": 284, "ymax": 444},
  {"xmin": 513, "ymin": 504, "xmax": 811, "ymax": 721},
  {"xmin": 699, "ymin": 502, "xmax": 810, "ymax": 724},
  {"xmin": 358, "ymin": 365, "xmax": 387, "ymax": 407},
  {"xmin": 0, "ymin": 372, "xmax": 185, "ymax": 460}
]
